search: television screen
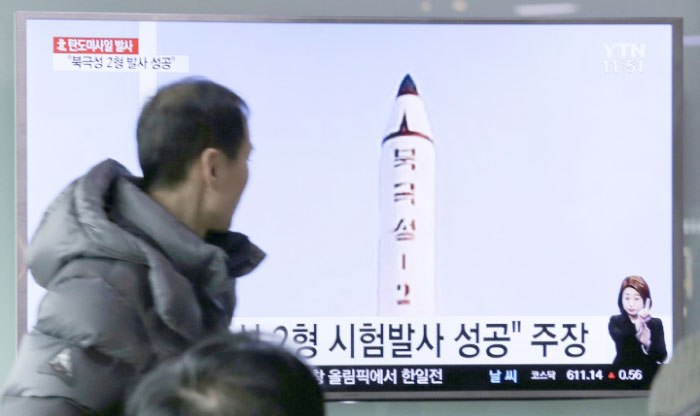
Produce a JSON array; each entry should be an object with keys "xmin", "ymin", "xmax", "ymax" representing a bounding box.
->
[{"xmin": 16, "ymin": 13, "xmax": 682, "ymax": 399}]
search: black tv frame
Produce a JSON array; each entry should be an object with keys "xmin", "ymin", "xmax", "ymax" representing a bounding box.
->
[{"xmin": 14, "ymin": 12, "xmax": 684, "ymax": 400}]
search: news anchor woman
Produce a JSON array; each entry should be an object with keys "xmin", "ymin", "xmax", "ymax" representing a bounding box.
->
[{"xmin": 609, "ymin": 275, "xmax": 667, "ymax": 376}]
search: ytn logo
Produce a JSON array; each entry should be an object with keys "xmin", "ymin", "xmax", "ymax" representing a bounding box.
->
[{"xmin": 604, "ymin": 43, "xmax": 646, "ymax": 58}]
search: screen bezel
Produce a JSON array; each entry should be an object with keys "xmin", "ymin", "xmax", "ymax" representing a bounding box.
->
[{"xmin": 14, "ymin": 11, "xmax": 684, "ymax": 400}]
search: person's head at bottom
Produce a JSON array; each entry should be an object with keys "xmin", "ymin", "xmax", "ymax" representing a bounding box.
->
[{"xmin": 125, "ymin": 332, "xmax": 325, "ymax": 416}]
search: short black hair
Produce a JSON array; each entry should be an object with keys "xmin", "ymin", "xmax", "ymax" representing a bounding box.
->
[
  {"xmin": 137, "ymin": 78, "xmax": 248, "ymax": 191},
  {"xmin": 125, "ymin": 332, "xmax": 325, "ymax": 416}
]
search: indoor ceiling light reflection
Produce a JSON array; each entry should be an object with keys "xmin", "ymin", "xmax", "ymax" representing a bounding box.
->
[
  {"xmin": 452, "ymin": 0, "xmax": 468, "ymax": 12},
  {"xmin": 514, "ymin": 3, "xmax": 579, "ymax": 17}
]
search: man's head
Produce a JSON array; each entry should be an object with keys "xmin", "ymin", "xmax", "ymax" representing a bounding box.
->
[
  {"xmin": 125, "ymin": 332, "xmax": 325, "ymax": 416},
  {"xmin": 137, "ymin": 79, "xmax": 252, "ymax": 234}
]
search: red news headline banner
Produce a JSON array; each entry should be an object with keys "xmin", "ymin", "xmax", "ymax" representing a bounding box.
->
[{"xmin": 53, "ymin": 37, "xmax": 139, "ymax": 54}]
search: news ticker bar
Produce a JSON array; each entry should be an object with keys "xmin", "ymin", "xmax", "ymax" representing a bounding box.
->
[{"xmin": 314, "ymin": 364, "xmax": 654, "ymax": 392}]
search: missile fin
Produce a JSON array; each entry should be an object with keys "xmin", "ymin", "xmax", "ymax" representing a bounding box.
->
[{"xmin": 399, "ymin": 113, "xmax": 410, "ymax": 133}]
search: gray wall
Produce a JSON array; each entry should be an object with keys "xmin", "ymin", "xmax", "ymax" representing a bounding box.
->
[{"xmin": 2, "ymin": 0, "xmax": 699, "ymax": 414}]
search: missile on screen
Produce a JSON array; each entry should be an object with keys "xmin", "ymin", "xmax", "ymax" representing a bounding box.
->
[{"xmin": 378, "ymin": 74, "xmax": 436, "ymax": 316}]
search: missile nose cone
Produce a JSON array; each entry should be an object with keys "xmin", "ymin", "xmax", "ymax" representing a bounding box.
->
[{"xmin": 397, "ymin": 74, "xmax": 418, "ymax": 97}]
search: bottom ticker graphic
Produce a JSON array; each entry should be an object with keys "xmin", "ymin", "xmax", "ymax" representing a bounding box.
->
[{"xmin": 315, "ymin": 365, "xmax": 653, "ymax": 393}]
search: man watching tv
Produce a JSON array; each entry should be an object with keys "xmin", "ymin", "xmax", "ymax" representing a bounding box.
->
[{"xmin": 0, "ymin": 78, "xmax": 264, "ymax": 415}]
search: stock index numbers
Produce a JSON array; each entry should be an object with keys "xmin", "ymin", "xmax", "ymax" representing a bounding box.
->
[
  {"xmin": 481, "ymin": 365, "xmax": 649, "ymax": 390},
  {"xmin": 479, "ymin": 365, "xmax": 649, "ymax": 391}
]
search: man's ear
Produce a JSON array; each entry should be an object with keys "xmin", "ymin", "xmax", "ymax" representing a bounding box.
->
[{"xmin": 200, "ymin": 148, "xmax": 223, "ymax": 186}]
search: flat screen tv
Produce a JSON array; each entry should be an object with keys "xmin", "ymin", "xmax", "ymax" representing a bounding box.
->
[{"xmin": 15, "ymin": 12, "xmax": 683, "ymax": 399}]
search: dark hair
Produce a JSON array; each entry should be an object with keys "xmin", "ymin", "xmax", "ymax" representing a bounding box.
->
[
  {"xmin": 617, "ymin": 275, "xmax": 652, "ymax": 314},
  {"xmin": 137, "ymin": 78, "xmax": 248, "ymax": 191},
  {"xmin": 125, "ymin": 332, "xmax": 325, "ymax": 416}
]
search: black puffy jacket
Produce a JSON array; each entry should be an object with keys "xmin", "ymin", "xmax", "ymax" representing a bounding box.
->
[{"xmin": 0, "ymin": 160, "xmax": 264, "ymax": 415}]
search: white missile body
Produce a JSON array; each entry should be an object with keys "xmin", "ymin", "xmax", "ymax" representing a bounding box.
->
[{"xmin": 378, "ymin": 75, "xmax": 436, "ymax": 316}]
